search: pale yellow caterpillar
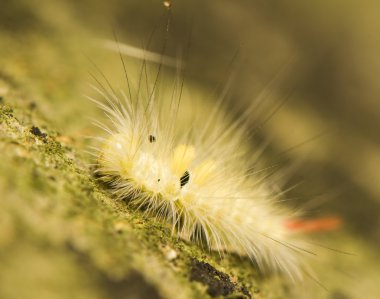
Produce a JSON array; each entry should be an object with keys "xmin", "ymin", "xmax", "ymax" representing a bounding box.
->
[{"xmin": 90, "ymin": 3, "xmax": 339, "ymax": 282}]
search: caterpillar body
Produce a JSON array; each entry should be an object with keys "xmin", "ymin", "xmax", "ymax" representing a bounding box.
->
[{"xmin": 91, "ymin": 6, "xmax": 335, "ymax": 282}]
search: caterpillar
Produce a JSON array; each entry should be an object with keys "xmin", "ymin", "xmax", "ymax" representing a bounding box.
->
[{"xmin": 90, "ymin": 2, "xmax": 339, "ymax": 282}]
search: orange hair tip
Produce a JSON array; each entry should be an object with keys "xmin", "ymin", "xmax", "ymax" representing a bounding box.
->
[{"xmin": 284, "ymin": 216, "xmax": 342, "ymax": 233}]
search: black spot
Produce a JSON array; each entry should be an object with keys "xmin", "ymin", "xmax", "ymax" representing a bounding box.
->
[
  {"xmin": 30, "ymin": 126, "xmax": 47, "ymax": 138},
  {"xmin": 180, "ymin": 171, "xmax": 190, "ymax": 187},
  {"xmin": 157, "ymin": 179, "xmax": 161, "ymax": 182},
  {"xmin": 28, "ymin": 101, "xmax": 37, "ymax": 110},
  {"xmin": 149, "ymin": 135, "xmax": 156, "ymax": 143}
]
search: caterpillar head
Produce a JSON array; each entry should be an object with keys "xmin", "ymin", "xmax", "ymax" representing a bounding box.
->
[{"xmin": 99, "ymin": 132, "xmax": 216, "ymax": 201}]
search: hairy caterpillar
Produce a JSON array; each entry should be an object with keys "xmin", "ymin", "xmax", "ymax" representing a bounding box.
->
[{"xmin": 91, "ymin": 2, "xmax": 339, "ymax": 282}]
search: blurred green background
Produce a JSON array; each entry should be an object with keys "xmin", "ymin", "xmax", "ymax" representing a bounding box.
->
[{"xmin": 1, "ymin": 0, "xmax": 380, "ymax": 298}]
